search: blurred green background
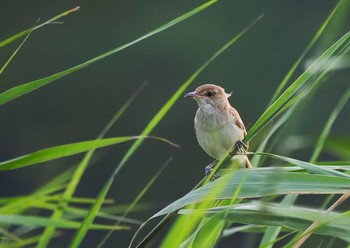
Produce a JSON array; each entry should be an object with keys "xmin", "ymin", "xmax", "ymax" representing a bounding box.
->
[{"xmin": 0, "ymin": 0, "xmax": 349, "ymax": 247}]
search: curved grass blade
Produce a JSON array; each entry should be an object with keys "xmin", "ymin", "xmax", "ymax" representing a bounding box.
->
[
  {"xmin": 130, "ymin": 16, "xmax": 264, "ymax": 248},
  {"xmin": 249, "ymin": 152, "xmax": 350, "ymax": 178},
  {"xmin": 179, "ymin": 202, "xmax": 350, "ymax": 240},
  {"xmin": 0, "ymin": 22, "xmax": 34, "ymax": 75},
  {"xmin": 287, "ymin": 88, "xmax": 350, "ymax": 247},
  {"xmin": 0, "ymin": 234, "xmax": 56, "ymax": 248},
  {"xmin": 259, "ymin": 88, "xmax": 350, "ymax": 247},
  {"xmin": 69, "ymin": 2, "xmax": 225, "ymax": 247},
  {"xmin": 97, "ymin": 158, "xmax": 171, "ymax": 248},
  {"xmin": 325, "ymin": 137, "xmax": 350, "ymax": 160},
  {"xmin": 259, "ymin": 195, "xmax": 298, "ymax": 248},
  {"xmin": 292, "ymin": 194, "xmax": 350, "ymax": 248},
  {"xmin": 251, "ymin": 101, "xmax": 298, "ymax": 167},
  {"xmin": 0, "ymin": 7, "xmax": 80, "ymax": 48},
  {"xmin": 37, "ymin": 83, "xmax": 147, "ymax": 248},
  {"xmin": 0, "ymin": 214, "xmax": 127, "ymax": 230},
  {"xmin": 160, "ymin": 168, "xmax": 237, "ymax": 248},
  {"xmin": 310, "ymin": 87, "xmax": 350, "ymax": 162},
  {"xmin": 244, "ymin": 30, "xmax": 350, "ymax": 142},
  {"xmin": 153, "ymin": 170, "xmax": 350, "ymax": 217},
  {"xmin": 0, "ymin": 136, "xmax": 174, "ymax": 170},
  {"xmin": 0, "ymin": 1, "xmax": 217, "ymax": 107},
  {"xmin": 36, "ymin": 203, "xmax": 142, "ymax": 225},
  {"xmin": 185, "ymin": 173, "xmax": 246, "ymax": 248},
  {"xmin": 268, "ymin": 0, "xmax": 344, "ymax": 104}
]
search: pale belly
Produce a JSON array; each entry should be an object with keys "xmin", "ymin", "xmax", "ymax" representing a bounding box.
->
[{"xmin": 195, "ymin": 116, "xmax": 244, "ymax": 160}]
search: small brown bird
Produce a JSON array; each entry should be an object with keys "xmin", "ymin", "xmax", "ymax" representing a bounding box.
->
[{"xmin": 185, "ymin": 84, "xmax": 252, "ymax": 176}]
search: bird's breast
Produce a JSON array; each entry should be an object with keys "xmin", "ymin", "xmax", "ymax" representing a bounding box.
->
[{"xmin": 194, "ymin": 109, "xmax": 244, "ymax": 160}]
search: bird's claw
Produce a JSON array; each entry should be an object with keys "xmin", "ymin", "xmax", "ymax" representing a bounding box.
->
[
  {"xmin": 236, "ymin": 140, "xmax": 248, "ymax": 154},
  {"xmin": 205, "ymin": 160, "xmax": 219, "ymax": 181}
]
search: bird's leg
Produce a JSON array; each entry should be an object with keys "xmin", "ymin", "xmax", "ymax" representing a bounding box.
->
[
  {"xmin": 205, "ymin": 160, "xmax": 219, "ymax": 181},
  {"xmin": 236, "ymin": 140, "xmax": 248, "ymax": 154}
]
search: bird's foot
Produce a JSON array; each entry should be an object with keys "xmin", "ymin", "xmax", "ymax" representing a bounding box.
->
[
  {"xmin": 205, "ymin": 160, "xmax": 219, "ymax": 181},
  {"xmin": 236, "ymin": 140, "xmax": 248, "ymax": 154}
]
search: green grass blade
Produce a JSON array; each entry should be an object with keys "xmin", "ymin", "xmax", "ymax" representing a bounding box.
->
[
  {"xmin": 68, "ymin": 2, "xmax": 226, "ymax": 247},
  {"xmin": 180, "ymin": 202, "xmax": 350, "ymax": 239},
  {"xmin": 0, "ymin": 234, "xmax": 50, "ymax": 248},
  {"xmin": 191, "ymin": 217, "xmax": 225, "ymax": 248},
  {"xmin": 0, "ymin": 214, "xmax": 127, "ymax": 230},
  {"xmin": 160, "ymin": 168, "xmax": 246, "ymax": 247},
  {"xmin": 268, "ymin": 0, "xmax": 344, "ymax": 104},
  {"xmin": 34, "ymin": 166, "xmax": 75, "ymax": 195},
  {"xmin": 189, "ymin": 173, "xmax": 247, "ymax": 248},
  {"xmin": 250, "ymin": 152, "xmax": 350, "ymax": 178},
  {"xmin": 325, "ymin": 136, "xmax": 350, "ymax": 160},
  {"xmin": 310, "ymin": 88, "xmax": 350, "ymax": 162},
  {"xmin": 34, "ymin": 202, "xmax": 142, "ymax": 225},
  {"xmin": 0, "ymin": 136, "xmax": 171, "ymax": 170},
  {"xmin": 97, "ymin": 158, "xmax": 171, "ymax": 248},
  {"xmin": 259, "ymin": 88, "xmax": 350, "ymax": 247},
  {"xmin": 259, "ymin": 195, "xmax": 298, "ymax": 248},
  {"xmin": 76, "ymin": 15, "xmax": 262, "ymax": 248},
  {"xmin": 154, "ymin": 170, "xmax": 350, "ymax": 217},
  {"xmin": 245, "ymin": 30, "xmax": 350, "ymax": 142},
  {"xmin": 0, "ymin": 1, "xmax": 216, "ymax": 107},
  {"xmin": 0, "ymin": 7, "xmax": 80, "ymax": 48},
  {"xmin": 37, "ymin": 83, "xmax": 147, "ymax": 248},
  {"xmin": 251, "ymin": 101, "xmax": 298, "ymax": 167},
  {"xmin": 314, "ymin": 0, "xmax": 350, "ymax": 55},
  {"xmin": 0, "ymin": 23, "xmax": 34, "ymax": 75}
]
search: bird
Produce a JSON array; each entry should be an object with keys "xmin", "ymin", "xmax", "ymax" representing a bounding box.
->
[{"xmin": 184, "ymin": 84, "xmax": 252, "ymax": 177}]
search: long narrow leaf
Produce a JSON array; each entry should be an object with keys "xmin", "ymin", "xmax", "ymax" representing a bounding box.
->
[
  {"xmin": 249, "ymin": 152, "xmax": 350, "ymax": 178},
  {"xmin": 0, "ymin": 214, "xmax": 127, "ymax": 230},
  {"xmin": 245, "ymin": 30, "xmax": 350, "ymax": 142},
  {"xmin": 310, "ymin": 88, "xmax": 350, "ymax": 162},
  {"xmin": 268, "ymin": 0, "xmax": 344, "ymax": 104},
  {"xmin": 180, "ymin": 202, "xmax": 350, "ymax": 240},
  {"xmin": 69, "ymin": 2, "xmax": 221, "ymax": 247},
  {"xmin": 97, "ymin": 158, "xmax": 171, "ymax": 248},
  {"xmin": 0, "ymin": 7, "xmax": 80, "ymax": 48},
  {"xmin": 154, "ymin": 170, "xmax": 350, "ymax": 217},
  {"xmin": 114, "ymin": 15, "xmax": 264, "ymax": 248},
  {"xmin": 0, "ymin": 23, "xmax": 33, "ymax": 75},
  {"xmin": 38, "ymin": 83, "xmax": 147, "ymax": 248},
  {"xmin": 0, "ymin": 136, "xmax": 172, "ymax": 170},
  {"xmin": 0, "ymin": 1, "xmax": 217, "ymax": 107}
]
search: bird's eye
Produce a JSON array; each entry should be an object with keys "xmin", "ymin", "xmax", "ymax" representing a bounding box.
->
[{"xmin": 206, "ymin": 91, "xmax": 215, "ymax": 97}]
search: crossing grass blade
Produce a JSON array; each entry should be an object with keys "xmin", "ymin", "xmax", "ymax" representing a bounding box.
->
[
  {"xmin": 268, "ymin": 0, "xmax": 344, "ymax": 104},
  {"xmin": 252, "ymin": 0, "xmax": 346, "ymax": 166},
  {"xmin": 179, "ymin": 202, "xmax": 350, "ymax": 240},
  {"xmin": 96, "ymin": 158, "xmax": 171, "ymax": 248},
  {"xmin": 310, "ymin": 88, "xmax": 350, "ymax": 162},
  {"xmin": 249, "ymin": 152, "xmax": 350, "ymax": 178},
  {"xmin": 127, "ymin": 16, "xmax": 263, "ymax": 248},
  {"xmin": 0, "ymin": 214, "xmax": 128, "ymax": 230},
  {"xmin": 37, "ymin": 83, "xmax": 147, "ymax": 248},
  {"xmin": 244, "ymin": 30, "xmax": 350, "ymax": 142},
  {"xmin": 153, "ymin": 169, "xmax": 350, "ymax": 217},
  {"xmin": 68, "ymin": 2, "xmax": 222, "ymax": 247},
  {"xmin": 0, "ymin": 23, "xmax": 33, "ymax": 75},
  {"xmin": 259, "ymin": 86, "xmax": 350, "ymax": 247},
  {"xmin": 0, "ymin": 6, "xmax": 80, "ymax": 48},
  {"xmin": 0, "ymin": 136, "xmax": 174, "ymax": 170},
  {"xmin": 0, "ymin": 1, "xmax": 217, "ymax": 107}
]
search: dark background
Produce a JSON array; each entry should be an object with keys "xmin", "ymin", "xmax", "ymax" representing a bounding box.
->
[{"xmin": 0, "ymin": 0, "xmax": 349, "ymax": 247}]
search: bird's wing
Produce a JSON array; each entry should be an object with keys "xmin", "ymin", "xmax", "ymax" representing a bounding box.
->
[{"xmin": 230, "ymin": 106, "xmax": 247, "ymax": 136}]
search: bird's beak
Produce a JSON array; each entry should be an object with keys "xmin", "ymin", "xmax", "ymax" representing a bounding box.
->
[{"xmin": 184, "ymin": 91, "xmax": 197, "ymax": 98}]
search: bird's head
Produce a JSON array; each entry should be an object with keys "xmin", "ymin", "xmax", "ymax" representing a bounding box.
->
[{"xmin": 184, "ymin": 84, "xmax": 231, "ymax": 110}]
